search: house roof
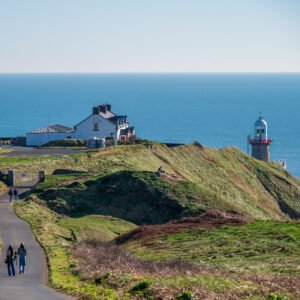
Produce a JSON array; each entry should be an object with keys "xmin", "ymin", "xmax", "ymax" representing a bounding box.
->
[
  {"xmin": 120, "ymin": 127, "xmax": 135, "ymax": 136},
  {"xmin": 74, "ymin": 109, "xmax": 122, "ymax": 128},
  {"xmin": 100, "ymin": 111, "xmax": 116, "ymax": 119},
  {"xmin": 28, "ymin": 124, "xmax": 74, "ymax": 134},
  {"xmin": 108, "ymin": 115, "xmax": 127, "ymax": 125}
]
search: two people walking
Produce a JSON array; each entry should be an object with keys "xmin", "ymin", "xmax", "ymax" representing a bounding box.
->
[
  {"xmin": 8, "ymin": 188, "xmax": 19, "ymax": 202},
  {"xmin": 5, "ymin": 243, "xmax": 27, "ymax": 276}
]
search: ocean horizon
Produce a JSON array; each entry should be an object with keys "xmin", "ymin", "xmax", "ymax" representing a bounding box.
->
[{"xmin": 0, "ymin": 73, "xmax": 299, "ymax": 177}]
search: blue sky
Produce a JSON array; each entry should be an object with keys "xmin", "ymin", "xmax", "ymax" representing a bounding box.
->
[{"xmin": 0, "ymin": 0, "xmax": 299, "ymax": 72}]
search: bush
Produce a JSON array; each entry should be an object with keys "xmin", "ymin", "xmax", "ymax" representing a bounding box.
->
[
  {"xmin": 129, "ymin": 279, "xmax": 151, "ymax": 295},
  {"xmin": 267, "ymin": 294, "xmax": 288, "ymax": 300},
  {"xmin": 176, "ymin": 291, "xmax": 194, "ymax": 300},
  {"xmin": 94, "ymin": 272, "xmax": 111, "ymax": 285},
  {"xmin": 42, "ymin": 139, "xmax": 87, "ymax": 148}
]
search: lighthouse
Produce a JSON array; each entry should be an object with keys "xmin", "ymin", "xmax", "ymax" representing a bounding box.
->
[{"xmin": 249, "ymin": 116, "xmax": 272, "ymax": 161}]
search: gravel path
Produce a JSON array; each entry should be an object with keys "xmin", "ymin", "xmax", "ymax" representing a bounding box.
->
[{"xmin": 0, "ymin": 191, "xmax": 74, "ymax": 300}]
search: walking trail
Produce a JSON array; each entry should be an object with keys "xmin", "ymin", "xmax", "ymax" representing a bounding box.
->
[{"xmin": 0, "ymin": 191, "xmax": 73, "ymax": 300}]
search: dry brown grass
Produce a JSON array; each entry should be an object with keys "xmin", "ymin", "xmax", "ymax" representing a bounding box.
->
[
  {"xmin": 115, "ymin": 210, "xmax": 247, "ymax": 246},
  {"xmin": 75, "ymin": 240, "xmax": 300, "ymax": 299},
  {"xmin": 75, "ymin": 240, "xmax": 207, "ymax": 278}
]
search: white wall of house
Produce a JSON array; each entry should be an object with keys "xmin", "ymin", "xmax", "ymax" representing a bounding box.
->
[
  {"xmin": 26, "ymin": 132, "xmax": 73, "ymax": 146},
  {"xmin": 116, "ymin": 124, "xmax": 129, "ymax": 140},
  {"xmin": 73, "ymin": 114, "xmax": 118, "ymax": 140}
]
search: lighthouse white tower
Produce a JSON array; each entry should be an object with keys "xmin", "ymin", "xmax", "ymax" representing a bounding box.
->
[{"xmin": 249, "ymin": 116, "xmax": 272, "ymax": 161}]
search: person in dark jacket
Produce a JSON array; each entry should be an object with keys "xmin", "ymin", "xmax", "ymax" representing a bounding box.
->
[
  {"xmin": 13, "ymin": 188, "xmax": 19, "ymax": 201},
  {"xmin": 5, "ymin": 245, "xmax": 15, "ymax": 276},
  {"xmin": 17, "ymin": 243, "xmax": 27, "ymax": 274},
  {"xmin": 8, "ymin": 188, "xmax": 13, "ymax": 202}
]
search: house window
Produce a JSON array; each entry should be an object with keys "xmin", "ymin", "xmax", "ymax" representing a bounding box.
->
[{"xmin": 93, "ymin": 123, "xmax": 99, "ymax": 131}]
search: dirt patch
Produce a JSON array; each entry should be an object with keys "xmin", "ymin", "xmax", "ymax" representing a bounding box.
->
[
  {"xmin": 156, "ymin": 171, "xmax": 183, "ymax": 182},
  {"xmin": 116, "ymin": 210, "xmax": 247, "ymax": 245}
]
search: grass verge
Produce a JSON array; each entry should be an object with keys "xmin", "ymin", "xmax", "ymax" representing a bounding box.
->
[
  {"xmin": 15, "ymin": 201, "xmax": 300, "ymax": 299},
  {"xmin": 14, "ymin": 200, "xmax": 136, "ymax": 299}
]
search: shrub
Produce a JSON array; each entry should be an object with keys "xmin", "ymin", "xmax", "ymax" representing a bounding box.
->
[
  {"xmin": 176, "ymin": 291, "xmax": 194, "ymax": 300},
  {"xmin": 42, "ymin": 139, "xmax": 87, "ymax": 148},
  {"xmin": 129, "ymin": 279, "xmax": 151, "ymax": 295},
  {"xmin": 94, "ymin": 272, "xmax": 111, "ymax": 285},
  {"xmin": 267, "ymin": 294, "xmax": 288, "ymax": 300}
]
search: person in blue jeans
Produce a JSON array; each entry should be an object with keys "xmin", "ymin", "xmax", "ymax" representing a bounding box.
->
[
  {"xmin": 5, "ymin": 245, "xmax": 15, "ymax": 277},
  {"xmin": 17, "ymin": 243, "xmax": 27, "ymax": 274}
]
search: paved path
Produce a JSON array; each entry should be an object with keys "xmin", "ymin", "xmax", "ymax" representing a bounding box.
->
[
  {"xmin": 0, "ymin": 191, "xmax": 73, "ymax": 300},
  {"xmin": 0, "ymin": 146, "xmax": 86, "ymax": 157}
]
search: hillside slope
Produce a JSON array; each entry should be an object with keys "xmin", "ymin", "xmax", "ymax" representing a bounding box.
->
[
  {"xmin": 23, "ymin": 144, "xmax": 300, "ymax": 224},
  {"xmin": 16, "ymin": 202, "xmax": 300, "ymax": 299},
  {"xmin": 118, "ymin": 211, "xmax": 300, "ymax": 275}
]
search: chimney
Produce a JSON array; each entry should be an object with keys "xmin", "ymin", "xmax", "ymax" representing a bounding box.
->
[
  {"xmin": 93, "ymin": 103, "xmax": 111, "ymax": 114},
  {"xmin": 100, "ymin": 104, "xmax": 107, "ymax": 113},
  {"xmin": 93, "ymin": 106, "xmax": 100, "ymax": 115}
]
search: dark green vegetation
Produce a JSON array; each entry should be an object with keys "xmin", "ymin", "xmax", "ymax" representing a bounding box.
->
[
  {"xmin": 41, "ymin": 139, "xmax": 87, "ymax": 148},
  {"xmin": 3, "ymin": 143, "xmax": 300, "ymax": 299}
]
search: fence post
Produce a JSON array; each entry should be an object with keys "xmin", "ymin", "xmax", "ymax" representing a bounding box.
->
[
  {"xmin": 7, "ymin": 170, "xmax": 15, "ymax": 187},
  {"xmin": 39, "ymin": 170, "xmax": 46, "ymax": 182}
]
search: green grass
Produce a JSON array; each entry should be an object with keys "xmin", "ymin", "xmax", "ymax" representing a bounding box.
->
[
  {"xmin": 14, "ymin": 199, "xmax": 300, "ymax": 299},
  {"xmin": 14, "ymin": 201, "xmax": 136, "ymax": 299},
  {"xmin": 124, "ymin": 221, "xmax": 300, "ymax": 275},
  {"xmin": 37, "ymin": 173, "xmax": 89, "ymax": 190},
  {"xmin": 61, "ymin": 215, "xmax": 137, "ymax": 241},
  {"xmin": 0, "ymin": 148, "xmax": 14, "ymax": 154},
  {"xmin": 0, "ymin": 181, "xmax": 7, "ymax": 195},
  {"xmin": 12, "ymin": 144, "xmax": 300, "ymax": 225}
]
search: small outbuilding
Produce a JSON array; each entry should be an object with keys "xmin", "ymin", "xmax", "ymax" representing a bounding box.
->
[{"xmin": 26, "ymin": 124, "xmax": 74, "ymax": 147}]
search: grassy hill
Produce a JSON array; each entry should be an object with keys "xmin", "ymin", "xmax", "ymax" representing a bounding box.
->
[
  {"xmin": 9, "ymin": 143, "xmax": 300, "ymax": 299},
  {"xmin": 18, "ymin": 143, "xmax": 300, "ymax": 224}
]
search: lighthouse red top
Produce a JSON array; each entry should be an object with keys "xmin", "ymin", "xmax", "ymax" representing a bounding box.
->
[{"xmin": 249, "ymin": 116, "xmax": 272, "ymax": 145}]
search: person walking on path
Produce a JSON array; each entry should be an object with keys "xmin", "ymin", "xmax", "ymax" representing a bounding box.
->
[
  {"xmin": 5, "ymin": 245, "xmax": 16, "ymax": 277},
  {"xmin": 14, "ymin": 251, "xmax": 18, "ymax": 268},
  {"xmin": 8, "ymin": 188, "xmax": 13, "ymax": 202},
  {"xmin": 17, "ymin": 243, "xmax": 27, "ymax": 274},
  {"xmin": 13, "ymin": 188, "xmax": 19, "ymax": 201}
]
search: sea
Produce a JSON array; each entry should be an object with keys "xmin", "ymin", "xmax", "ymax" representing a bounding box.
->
[{"xmin": 0, "ymin": 73, "xmax": 299, "ymax": 177}]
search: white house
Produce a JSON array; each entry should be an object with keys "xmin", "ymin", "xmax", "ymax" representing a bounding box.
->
[
  {"xmin": 73, "ymin": 104, "xmax": 135, "ymax": 141},
  {"xmin": 26, "ymin": 104, "xmax": 135, "ymax": 146}
]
